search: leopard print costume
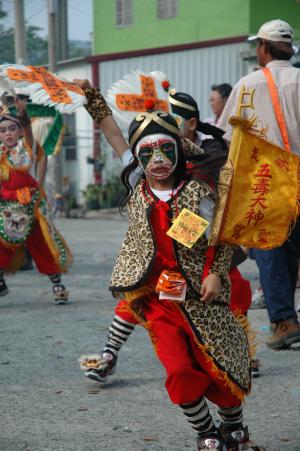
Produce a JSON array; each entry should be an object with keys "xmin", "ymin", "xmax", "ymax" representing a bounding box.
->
[
  {"xmin": 110, "ymin": 179, "xmax": 251, "ymax": 395},
  {"xmin": 83, "ymin": 87, "xmax": 112, "ymax": 124},
  {"xmin": 82, "ymin": 87, "xmax": 250, "ymax": 394}
]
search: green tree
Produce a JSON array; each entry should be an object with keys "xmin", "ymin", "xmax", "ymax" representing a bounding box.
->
[
  {"xmin": 26, "ymin": 26, "xmax": 48, "ymax": 65},
  {"xmin": 0, "ymin": 1, "xmax": 47, "ymax": 65},
  {"xmin": 0, "ymin": 1, "xmax": 14, "ymax": 63},
  {"xmin": 0, "ymin": 1, "xmax": 90, "ymax": 65}
]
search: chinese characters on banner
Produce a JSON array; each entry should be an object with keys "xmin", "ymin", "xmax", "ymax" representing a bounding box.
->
[{"xmin": 209, "ymin": 126, "xmax": 299, "ymax": 249}]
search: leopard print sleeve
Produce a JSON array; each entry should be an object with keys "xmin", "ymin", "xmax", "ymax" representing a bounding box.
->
[
  {"xmin": 83, "ymin": 87, "xmax": 112, "ymax": 124},
  {"xmin": 181, "ymin": 138, "xmax": 204, "ymax": 158},
  {"xmin": 209, "ymin": 243, "xmax": 233, "ymax": 278}
]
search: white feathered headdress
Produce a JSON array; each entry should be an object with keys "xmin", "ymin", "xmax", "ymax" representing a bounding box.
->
[
  {"xmin": 0, "ymin": 64, "xmax": 86, "ymax": 114},
  {"xmin": 107, "ymin": 70, "xmax": 171, "ymax": 130}
]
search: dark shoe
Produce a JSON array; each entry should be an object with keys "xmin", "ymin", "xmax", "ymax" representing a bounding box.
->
[
  {"xmin": 197, "ymin": 434, "xmax": 226, "ymax": 450},
  {"xmin": 251, "ymin": 359, "xmax": 260, "ymax": 379},
  {"xmin": 0, "ymin": 279, "xmax": 9, "ymax": 297},
  {"xmin": 52, "ymin": 284, "xmax": 68, "ymax": 305},
  {"xmin": 220, "ymin": 425, "xmax": 265, "ymax": 450},
  {"xmin": 266, "ymin": 319, "xmax": 300, "ymax": 350},
  {"xmin": 84, "ymin": 352, "xmax": 117, "ymax": 383}
]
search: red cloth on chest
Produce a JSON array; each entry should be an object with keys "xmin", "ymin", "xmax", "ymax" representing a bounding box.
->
[
  {"xmin": 149, "ymin": 200, "xmax": 178, "ymax": 278},
  {"xmin": 1, "ymin": 170, "xmax": 38, "ymax": 201}
]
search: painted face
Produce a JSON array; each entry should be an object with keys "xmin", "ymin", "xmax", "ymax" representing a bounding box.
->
[
  {"xmin": 136, "ymin": 133, "xmax": 178, "ymax": 180},
  {"xmin": 0, "ymin": 119, "xmax": 22, "ymax": 148}
]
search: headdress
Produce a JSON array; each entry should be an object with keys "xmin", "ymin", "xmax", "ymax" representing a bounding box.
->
[
  {"xmin": 169, "ymin": 90, "xmax": 199, "ymax": 121},
  {"xmin": 128, "ymin": 111, "xmax": 181, "ymax": 152},
  {"xmin": 107, "ymin": 70, "xmax": 171, "ymax": 132},
  {"xmin": 0, "ymin": 104, "xmax": 21, "ymax": 126},
  {"xmin": 0, "ymin": 64, "xmax": 85, "ymax": 114}
]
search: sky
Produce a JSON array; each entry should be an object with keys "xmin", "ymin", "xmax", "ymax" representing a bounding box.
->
[{"xmin": 4, "ymin": 0, "xmax": 93, "ymax": 41}]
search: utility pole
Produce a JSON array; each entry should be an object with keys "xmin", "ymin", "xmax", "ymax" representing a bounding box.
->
[
  {"xmin": 47, "ymin": 0, "xmax": 63, "ymax": 194},
  {"xmin": 14, "ymin": 0, "xmax": 27, "ymax": 64},
  {"xmin": 56, "ymin": 0, "xmax": 68, "ymax": 61},
  {"xmin": 48, "ymin": 0, "xmax": 57, "ymax": 73}
]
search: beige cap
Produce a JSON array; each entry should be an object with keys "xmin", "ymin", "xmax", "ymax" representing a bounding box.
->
[{"xmin": 248, "ymin": 19, "xmax": 293, "ymax": 44}]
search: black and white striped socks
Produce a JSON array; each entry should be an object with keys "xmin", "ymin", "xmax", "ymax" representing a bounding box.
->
[
  {"xmin": 180, "ymin": 397, "xmax": 218, "ymax": 437},
  {"xmin": 217, "ymin": 405, "xmax": 243, "ymax": 429},
  {"xmin": 103, "ymin": 315, "xmax": 135, "ymax": 357}
]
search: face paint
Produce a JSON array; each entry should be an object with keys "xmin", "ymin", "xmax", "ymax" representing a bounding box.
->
[{"xmin": 136, "ymin": 133, "xmax": 178, "ymax": 181}]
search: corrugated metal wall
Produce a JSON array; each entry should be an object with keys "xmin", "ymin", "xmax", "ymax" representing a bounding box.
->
[
  {"xmin": 99, "ymin": 42, "xmax": 249, "ymax": 120},
  {"xmin": 98, "ymin": 42, "xmax": 250, "ymax": 183}
]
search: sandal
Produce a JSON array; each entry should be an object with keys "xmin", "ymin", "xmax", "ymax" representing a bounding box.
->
[{"xmin": 52, "ymin": 284, "xmax": 68, "ymax": 305}]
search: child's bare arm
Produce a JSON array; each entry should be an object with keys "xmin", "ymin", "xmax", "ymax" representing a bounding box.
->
[{"xmin": 36, "ymin": 154, "xmax": 48, "ymax": 186}]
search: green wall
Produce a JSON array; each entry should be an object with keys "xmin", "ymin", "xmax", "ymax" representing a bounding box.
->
[
  {"xmin": 93, "ymin": 0, "xmax": 249, "ymax": 55},
  {"xmin": 249, "ymin": 0, "xmax": 300, "ymax": 40},
  {"xmin": 93, "ymin": 0, "xmax": 300, "ymax": 55}
]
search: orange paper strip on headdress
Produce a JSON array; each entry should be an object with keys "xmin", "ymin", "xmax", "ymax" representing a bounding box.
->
[{"xmin": 116, "ymin": 75, "xmax": 169, "ymax": 112}]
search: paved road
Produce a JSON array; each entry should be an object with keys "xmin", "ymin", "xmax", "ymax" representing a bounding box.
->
[{"xmin": 0, "ymin": 218, "xmax": 299, "ymax": 451}]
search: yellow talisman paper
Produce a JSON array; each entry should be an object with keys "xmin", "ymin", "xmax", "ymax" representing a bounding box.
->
[
  {"xmin": 209, "ymin": 126, "xmax": 299, "ymax": 249},
  {"xmin": 167, "ymin": 208, "xmax": 209, "ymax": 248}
]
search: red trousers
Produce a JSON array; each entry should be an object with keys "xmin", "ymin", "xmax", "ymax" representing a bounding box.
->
[
  {"xmin": 115, "ymin": 297, "xmax": 241, "ymax": 407},
  {"xmin": 0, "ymin": 220, "xmax": 61, "ymax": 275}
]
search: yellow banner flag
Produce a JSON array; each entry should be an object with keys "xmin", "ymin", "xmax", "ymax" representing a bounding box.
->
[{"xmin": 209, "ymin": 124, "xmax": 299, "ymax": 249}]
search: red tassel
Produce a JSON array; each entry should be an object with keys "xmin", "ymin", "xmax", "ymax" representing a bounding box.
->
[
  {"xmin": 144, "ymin": 98, "xmax": 156, "ymax": 111},
  {"xmin": 162, "ymin": 80, "xmax": 170, "ymax": 92}
]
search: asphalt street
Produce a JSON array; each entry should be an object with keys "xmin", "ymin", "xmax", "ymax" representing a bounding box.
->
[{"xmin": 0, "ymin": 218, "xmax": 299, "ymax": 451}]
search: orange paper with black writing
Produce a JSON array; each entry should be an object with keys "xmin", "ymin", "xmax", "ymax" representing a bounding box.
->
[
  {"xmin": 209, "ymin": 126, "xmax": 299, "ymax": 249},
  {"xmin": 116, "ymin": 75, "xmax": 169, "ymax": 112},
  {"xmin": 156, "ymin": 270, "xmax": 186, "ymax": 295},
  {"xmin": 156, "ymin": 270, "xmax": 187, "ymax": 301},
  {"xmin": 7, "ymin": 66, "xmax": 84, "ymax": 104}
]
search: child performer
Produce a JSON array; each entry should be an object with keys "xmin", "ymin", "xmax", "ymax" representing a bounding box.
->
[
  {"xmin": 77, "ymin": 80, "xmax": 262, "ymax": 451},
  {"xmin": 0, "ymin": 98, "xmax": 72, "ymax": 303},
  {"xmin": 83, "ymin": 90, "xmax": 258, "ymax": 386}
]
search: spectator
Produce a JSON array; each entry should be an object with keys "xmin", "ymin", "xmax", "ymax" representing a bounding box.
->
[
  {"xmin": 208, "ymin": 83, "xmax": 232, "ymax": 125},
  {"xmin": 218, "ymin": 19, "xmax": 300, "ymax": 350}
]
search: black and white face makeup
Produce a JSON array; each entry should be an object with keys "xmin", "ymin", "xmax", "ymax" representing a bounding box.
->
[{"xmin": 136, "ymin": 133, "xmax": 178, "ymax": 181}]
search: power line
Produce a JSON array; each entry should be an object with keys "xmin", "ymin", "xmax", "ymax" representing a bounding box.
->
[
  {"xmin": 70, "ymin": 4, "xmax": 91, "ymax": 17},
  {"xmin": 26, "ymin": 3, "xmax": 47, "ymax": 22}
]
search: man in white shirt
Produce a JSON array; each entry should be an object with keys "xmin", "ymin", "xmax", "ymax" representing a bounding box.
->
[{"xmin": 218, "ymin": 19, "xmax": 300, "ymax": 350}]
